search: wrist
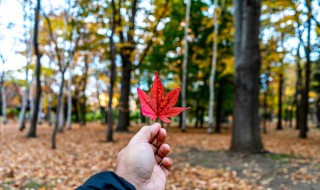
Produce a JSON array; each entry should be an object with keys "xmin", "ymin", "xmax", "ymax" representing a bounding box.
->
[{"xmin": 115, "ymin": 167, "xmax": 140, "ymax": 189}]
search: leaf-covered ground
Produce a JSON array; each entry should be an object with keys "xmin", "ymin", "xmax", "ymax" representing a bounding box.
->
[{"xmin": 1, "ymin": 122, "xmax": 320, "ymax": 190}]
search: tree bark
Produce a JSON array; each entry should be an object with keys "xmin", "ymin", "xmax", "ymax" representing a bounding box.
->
[
  {"xmin": 295, "ymin": 44, "xmax": 302, "ymax": 130},
  {"xmin": 215, "ymin": 83, "xmax": 223, "ymax": 133},
  {"xmin": 80, "ymin": 56, "xmax": 89, "ymax": 127},
  {"xmin": 117, "ymin": 53, "xmax": 131, "ymax": 132},
  {"xmin": 66, "ymin": 68, "xmax": 73, "ymax": 130},
  {"xmin": 47, "ymin": 91, "xmax": 52, "ymax": 126},
  {"xmin": 181, "ymin": 0, "xmax": 191, "ymax": 132},
  {"xmin": 37, "ymin": 95, "xmax": 43, "ymax": 124},
  {"xmin": 262, "ymin": 69, "xmax": 270, "ymax": 134},
  {"xmin": 208, "ymin": 0, "xmax": 219, "ymax": 134},
  {"xmin": 26, "ymin": 0, "xmax": 41, "ymax": 138},
  {"xmin": 107, "ymin": 0, "xmax": 116, "ymax": 141},
  {"xmin": 194, "ymin": 99, "xmax": 200, "ymax": 128},
  {"xmin": 58, "ymin": 95, "xmax": 65, "ymax": 132},
  {"xmin": 231, "ymin": 0, "xmax": 264, "ymax": 153},
  {"xmin": 299, "ymin": 1, "xmax": 311, "ymax": 138},
  {"xmin": 18, "ymin": 0, "xmax": 33, "ymax": 131},
  {"xmin": 18, "ymin": 83, "xmax": 29, "ymax": 130},
  {"xmin": 52, "ymin": 70, "xmax": 65, "ymax": 149},
  {"xmin": 317, "ymin": 98, "xmax": 320, "ymax": 128},
  {"xmin": 1, "ymin": 84, "xmax": 7, "ymax": 125},
  {"xmin": 276, "ymin": 73, "xmax": 283, "ymax": 130}
]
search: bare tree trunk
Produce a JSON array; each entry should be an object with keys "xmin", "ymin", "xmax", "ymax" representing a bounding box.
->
[
  {"xmin": 18, "ymin": 84, "xmax": 29, "ymax": 130},
  {"xmin": 1, "ymin": 84, "xmax": 6, "ymax": 124},
  {"xmin": 18, "ymin": 0, "xmax": 32, "ymax": 131},
  {"xmin": 181, "ymin": 0, "xmax": 191, "ymax": 132},
  {"xmin": 312, "ymin": 100, "xmax": 318, "ymax": 125},
  {"xmin": 295, "ymin": 45, "xmax": 302, "ymax": 130},
  {"xmin": 107, "ymin": 0, "xmax": 117, "ymax": 141},
  {"xmin": 276, "ymin": 73, "xmax": 283, "ymax": 130},
  {"xmin": 231, "ymin": 0, "xmax": 264, "ymax": 153},
  {"xmin": 52, "ymin": 71, "xmax": 65, "ymax": 149},
  {"xmin": 26, "ymin": 0, "xmax": 41, "ymax": 138},
  {"xmin": 299, "ymin": 1, "xmax": 311, "ymax": 138},
  {"xmin": 194, "ymin": 99, "xmax": 200, "ymax": 128},
  {"xmin": 117, "ymin": 54, "xmax": 131, "ymax": 132},
  {"xmin": 66, "ymin": 68, "xmax": 73, "ymax": 130},
  {"xmin": 80, "ymin": 56, "xmax": 89, "ymax": 127},
  {"xmin": 58, "ymin": 87, "xmax": 65, "ymax": 132},
  {"xmin": 37, "ymin": 95, "xmax": 44, "ymax": 124},
  {"xmin": 262, "ymin": 69, "xmax": 270, "ymax": 134},
  {"xmin": 215, "ymin": 83, "xmax": 223, "ymax": 133},
  {"xmin": 208, "ymin": 0, "xmax": 219, "ymax": 134},
  {"xmin": 317, "ymin": 98, "xmax": 320, "ymax": 128},
  {"xmin": 47, "ymin": 91, "xmax": 52, "ymax": 126}
]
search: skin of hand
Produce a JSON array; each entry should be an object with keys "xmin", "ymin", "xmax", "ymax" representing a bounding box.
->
[{"xmin": 115, "ymin": 123, "xmax": 173, "ymax": 190}]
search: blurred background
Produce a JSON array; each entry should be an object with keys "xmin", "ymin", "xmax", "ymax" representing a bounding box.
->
[{"xmin": 0, "ymin": 0, "xmax": 320, "ymax": 189}]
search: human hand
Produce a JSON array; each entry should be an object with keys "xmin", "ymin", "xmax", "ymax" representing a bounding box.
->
[{"xmin": 115, "ymin": 123, "xmax": 173, "ymax": 190}]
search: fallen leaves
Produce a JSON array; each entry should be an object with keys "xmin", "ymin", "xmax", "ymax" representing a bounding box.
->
[{"xmin": 0, "ymin": 122, "xmax": 320, "ymax": 189}]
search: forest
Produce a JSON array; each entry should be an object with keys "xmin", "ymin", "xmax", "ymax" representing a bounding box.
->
[{"xmin": 0, "ymin": 0, "xmax": 320, "ymax": 189}]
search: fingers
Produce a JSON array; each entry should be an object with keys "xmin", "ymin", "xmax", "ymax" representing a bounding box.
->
[
  {"xmin": 151, "ymin": 128, "xmax": 167, "ymax": 153},
  {"xmin": 155, "ymin": 143, "xmax": 170, "ymax": 163},
  {"xmin": 160, "ymin": 157, "xmax": 173, "ymax": 177},
  {"xmin": 131, "ymin": 123, "xmax": 161, "ymax": 143}
]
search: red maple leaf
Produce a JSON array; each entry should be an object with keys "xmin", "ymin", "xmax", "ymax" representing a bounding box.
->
[{"xmin": 137, "ymin": 72, "xmax": 190, "ymax": 123}]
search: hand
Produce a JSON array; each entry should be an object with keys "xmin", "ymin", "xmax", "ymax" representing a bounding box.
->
[{"xmin": 115, "ymin": 123, "xmax": 173, "ymax": 190}]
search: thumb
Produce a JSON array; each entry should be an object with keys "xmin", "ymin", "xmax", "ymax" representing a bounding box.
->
[{"xmin": 131, "ymin": 123, "xmax": 161, "ymax": 143}]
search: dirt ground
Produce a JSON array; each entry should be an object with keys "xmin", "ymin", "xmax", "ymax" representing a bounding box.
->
[{"xmin": 0, "ymin": 121, "xmax": 320, "ymax": 190}]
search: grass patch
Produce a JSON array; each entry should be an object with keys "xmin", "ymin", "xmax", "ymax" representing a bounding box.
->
[{"xmin": 266, "ymin": 153, "xmax": 292, "ymax": 161}]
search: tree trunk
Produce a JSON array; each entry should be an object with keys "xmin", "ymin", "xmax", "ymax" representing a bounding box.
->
[
  {"xmin": 262, "ymin": 69, "xmax": 270, "ymax": 134},
  {"xmin": 19, "ymin": 1, "xmax": 33, "ymax": 131},
  {"xmin": 208, "ymin": 0, "xmax": 219, "ymax": 134},
  {"xmin": 194, "ymin": 99, "xmax": 200, "ymax": 128},
  {"xmin": 18, "ymin": 84, "xmax": 29, "ymax": 130},
  {"xmin": 52, "ymin": 70, "xmax": 65, "ymax": 149},
  {"xmin": 295, "ymin": 46, "xmax": 302, "ymax": 130},
  {"xmin": 117, "ymin": 54, "xmax": 131, "ymax": 132},
  {"xmin": 299, "ymin": 1, "xmax": 311, "ymax": 138},
  {"xmin": 231, "ymin": 0, "xmax": 264, "ymax": 153},
  {"xmin": 215, "ymin": 83, "xmax": 223, "ymax": 133},
  {"xmin": 317, "ymin": 98, "xmax": 320, "ymax": 128},
  {"xmin": 200, "ymin": 107, "xmax": 204, "ymax": 128},
  {"xmin": 26, "ymin": 0, "xmax": 41, "ymax": 138},
  {"xmin": 37, "ymin": 95, "xmax": 44, "ymax": 124},
  {"xmin": 66, "ymin": 68, "xmax": 73, "ymax": 130},
  {"xmin": 276, "ymin": 73, "xmax": 283, "ymax": 130},
  {"xmin": 79, "ymin": 56, "xmax": 89, "ymax": 127},
  {"xmin": 58, "ymin": 95, "xmax": 64, "ymax": 132},
  {"xmin": 107, "ymin": 0, "xmax": 117, "ymax": 141},
  {"xmin": 47, "ymin": 92, "xmax": 52, "ymax": 126},
  {"xmin": 181, "ymin": 0, "xmax": 191, "ymax": 132},
  {"xmin": 1, "ymin": 84, "xmax": 7, "ymax": 125}
]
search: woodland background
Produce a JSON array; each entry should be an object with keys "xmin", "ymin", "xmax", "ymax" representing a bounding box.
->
[{"xmin": 0, "ymin": 0, "xmax": 320, "ymax": 189}]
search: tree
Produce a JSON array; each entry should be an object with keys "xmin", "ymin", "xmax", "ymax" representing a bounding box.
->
[
  {"xmin": 116, "ymin": 0, "xmax": 169, "ymax": 132},
  {"xmin": 181, "ymin": 0, "xmax": 191, "ymax": 132},
  {"xmin": 231, "ymin": 0, "xmax": 264, "ymax": 153},
  {"xmin": 43, "ymin": 0, "xmax": 78, "ymax": 148},
  {"xmin": 106, "ymin": 0, "xmax": 117, "ymax": 142},
  {"xmin": 26, "ymin": 0, "xmax": 41, "ymax": 138},
  {"xmin": 299, "ymin": 0, "xmax": 312, "ymax": 138},
  {"xmin": 208, "ymin": 0, "xmax": 219, "ymax": 134},
  {"xmin": 0, "ymin": 55, "xmax": 7, "ymax": 125},
  {"xmin": 18, "ymin": 0, "xmax": 33, "ymax": 131}
]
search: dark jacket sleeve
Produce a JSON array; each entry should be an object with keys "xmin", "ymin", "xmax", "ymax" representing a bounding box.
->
[{"xmin": 76, "ymin": 172, "xmax": 136, "ymax": 190}]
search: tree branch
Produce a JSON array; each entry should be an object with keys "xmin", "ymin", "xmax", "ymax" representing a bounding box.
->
[
  {"xmin": 133, "ymin": 0, "xmax": 169, "ymax": 70},
  {"xmin": 42, "ymin": 9, "xmax": 63, "ymax": 70}
]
